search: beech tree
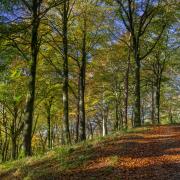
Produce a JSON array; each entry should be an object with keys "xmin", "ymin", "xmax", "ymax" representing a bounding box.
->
[{"xmin": 115, "ymin": 0, "xmax": 166, "ymax": 126}]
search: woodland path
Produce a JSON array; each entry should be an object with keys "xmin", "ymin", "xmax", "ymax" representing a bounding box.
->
[
  {"xmin": 1, "ymin": 125, "xmax": 180, "ymax": 180},
  {"xmin": 58, "ymin": 125, "xmax": 180, "ymax": 180}
]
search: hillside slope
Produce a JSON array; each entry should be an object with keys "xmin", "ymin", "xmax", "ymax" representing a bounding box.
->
[{"xmin": 0, "ymin": 125, "xmax": 180, "ymax": 180}]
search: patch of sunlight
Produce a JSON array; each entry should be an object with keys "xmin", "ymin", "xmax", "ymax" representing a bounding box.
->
[
  {"xmin": 107, "ymin": 155, "xmax": 119, "ymax": 166},
  {"xmin": 120, "ymin": 154, "xmax": 180, "ymax": 168},
  {"xmin": 13, "ymin": 168, "xmax": 22, "ymax": 178},
  {"xmin": 165, "ymin": 148, "xmax": 180, "ymax": 152},
  {"xmin": 45, "ymin": 150, "xmax": 57, "ymax": 158}
]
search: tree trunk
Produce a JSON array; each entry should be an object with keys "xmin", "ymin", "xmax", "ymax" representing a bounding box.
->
[
  {"xmin": 156, "ymin": 80, "xmax": 161, "ymax": 124},
  {"xmin": 3, "ymin": 139, "xmax": 9, "ymax": 162},
  {"xmin": 75, "ymin": 77, "xmax": 80, "ymax": 142},
  {"xmin": 124, "ymin": 43, "xmax": 131, "ymax": 129},
  {"xmin": 114, "ymin": 101, "xmax": 119, "ymax": 131},
  {"xmin": 46, "ymin": 97, "xmax": 53, "ymax": 149},
  {"xmin": 169, "ymin": 107, "xmax": 173, "ymax": 124},
  {"xmin": 89, "ymin": 122, "xmax": 93, "ymax": 139},
  {"xmin": 79, "ymin": 73, "xmax": 86, "ymax": 141},
  {"xmin": 151, "ymin": 82, "xmax": 155, "ymax": 125},
  {"xmin": 75, "ymin": 105, "xmax": 80, "ymax": 142},
  {"xmin": 2, "ymin": 137, "xmax": 8, "ymax": 162},
  {"xmin": 79, "ymin": 18, "xmax": 87, "ymax": 141},
  {"xmin": 11, "ymin": 137, "xmax": 17, "ymax": 160},
  {"xmin": 102, "ymin": 106, "xmax": 108, "ymax": 136},
  {"xmin": 141, "ymin": 103, "xmax": 145, "ymax": 125},
  {"xmin": 131, "ymin": 107, "xmax": 134, "ymax": 128},
  {"xmin": 62, "ymin": 0, "xmax": 70, "ymax": 144},
  {"xmin": 134, "ymin": 60, "xmax": 141, "ymax": 127},
  {"xmin": 1, "ymin": 106, "xmax": 7, "ymax": 162},
  {"xmin": 47, "ymin": 108, "xmax": 51, "ymax": 149},
  {"xmin": 11, "ymin": 105, "xmax": 18, "ymax": 160},
  {"xmin": 102, "ymin": 117, "xmax": 107, "ymax": 136},
  {"xmin": 23, "ymin": 0, "xmax": 40, "ymax": 156}
]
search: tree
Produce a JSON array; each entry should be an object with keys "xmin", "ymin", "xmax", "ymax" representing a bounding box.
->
[
  {"xmin": 22, "ymin": 0, "xmax": 42, "ymax": 156},
  {"xmin": 61, "ymin": 0, "xmax": 71, "ymax": 144},
  {"xmin": 115, "ymin": 0, "xmax": 166, "ymax": 126}
]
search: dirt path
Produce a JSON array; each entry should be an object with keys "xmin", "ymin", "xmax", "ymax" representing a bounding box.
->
[{"xmin": 60, "ymin": 125, "xmax": 180, "ymax": 180}]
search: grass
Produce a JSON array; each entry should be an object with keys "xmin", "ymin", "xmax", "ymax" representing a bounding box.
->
[
  {"xmin": 125, "ymin": 126, "xmax": 151, "ymax": 133},
  {"xmin": 0, "ymin": 139, "xmax": 98, "ymax": 179}
]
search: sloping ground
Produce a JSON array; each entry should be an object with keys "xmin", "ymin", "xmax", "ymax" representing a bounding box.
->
[{"xmin": 0, "ymin": 125, "xmax": 180, "ymax": 180}]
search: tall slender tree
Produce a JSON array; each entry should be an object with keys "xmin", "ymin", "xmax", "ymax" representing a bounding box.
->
[
  {"xmin": 62, "ymin": 0, "xmax": 71, "ymax": 144},
  {"xmin": 22, "ymin": 0, "xmax": 63, "ymax": 155},
  {"xmin": 23, "ymin": 0, "xmax": 42, "ymax": 156},
  {"xmin": 115, "ymin": 0, "xmax": 166, "ymax": 126}
]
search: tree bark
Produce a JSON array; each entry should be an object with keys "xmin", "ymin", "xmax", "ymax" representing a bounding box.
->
[
  {"xmin": 124, "ymin": 40, "xmax": 131, "ymax": 129},
  {"xmin": 151, "ymin": 82, "xmax": 155, "ymax": 125},
  {"xmin": 75, "ymin": 77, "xmax": 80, "ymax": 142},
  {"xmin": 89, "ymin": 122, "xmax": 94, "ymax": 139},
  {"xmin": 114, "ymin": 101, "xmax": 119, "ymax": 131},
  {"xmin": 23, "ymin": 0, "xmax": 40, "ymax": 156},
  {"xmin": 169, "ymin": 107, "xmax": 173, "ymax": 124},
  {"xmin": 156, "ymin": 80, "xmax": 161, "ymax": 124},
  {"xmin": 141, "ymin": 102, "xmax": 145, "ymax": 125},
  {"xmin": 11, "ymin": 106, "xmax": 18, "ymax": 160},
  {"xmin": 102, "ymin": 116, "xmax": 108, "ymax": 136},
  {"xmin": 46, "ymin": 98, "xmax": 53, "ymax": 149},
  {"xmin": 79, "ymin": 18, "xmax": 87, "ymax": 141},
  {"xmin": 102, "ymin": 106, "xmax": 108, "ymax": 136},
  {"xmin": 62, "ymin": 0, "xmax": 71, "ymax": 144},
  {"xmin": 47, "ymin": 112, "xmax": 51, "ymax": 149},
  {"xmin": 134, "ymin": 60, "xmax": 141, "ymax": 127},
  {"xmin": 2, "ymin": 109, "xmax": 9, "ymax": 162},
  {"xmin": 11, "ymin": 137, "xmax": 17, "ymax": 160}
]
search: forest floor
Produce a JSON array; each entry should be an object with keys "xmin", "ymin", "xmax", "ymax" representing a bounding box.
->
[{"xmin": 0, "ymin": 125, "xmax": 180, "ymax": 180}]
